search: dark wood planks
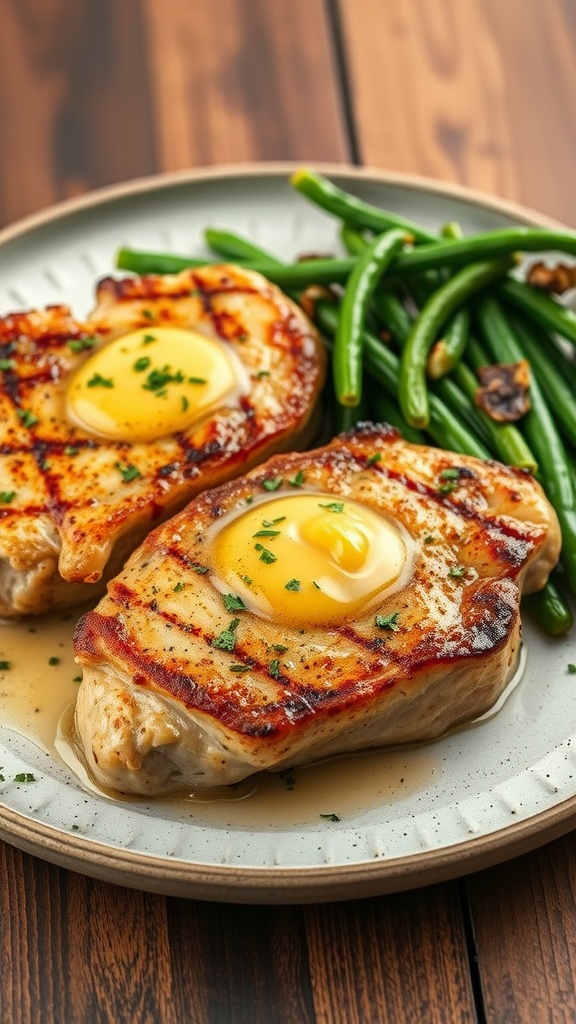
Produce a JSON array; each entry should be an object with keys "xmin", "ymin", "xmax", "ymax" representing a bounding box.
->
[
  {"xmin": 0, "ymin": 0, "xmax": 156, "ymax": 227},
  {"xmin": 142, "ymin": 0, "xmax": 349, "ymax": 169},
  {"xmin": 339, "ymin": 0, "xmax": 576, "ymax": 224},
  {"xmin": 304, "ymin": 888, "xmax": 477, "ymax": 1024},
  {"xmin": 467, "ymin": 834, "xmax": 576, "ymax": 1024}
]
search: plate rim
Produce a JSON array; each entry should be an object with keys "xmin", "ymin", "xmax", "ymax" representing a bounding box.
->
[
  {"xmin": 0, "ymin": 160, "xmax": 567, "ymax": 249},
  {"xmin": 0, "ymin": 160, "xmax": 574, "ymax": 903}
]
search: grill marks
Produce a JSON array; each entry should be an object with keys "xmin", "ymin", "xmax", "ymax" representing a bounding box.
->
[
  {"xmin": 0, "ymin": 267, "xmax": 325, "ymax": 601},
  {"xmin": 87, "ymin": 425, "xmax": 546, "ymax": 734}
]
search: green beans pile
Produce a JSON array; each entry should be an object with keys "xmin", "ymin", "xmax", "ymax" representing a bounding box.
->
[{"xmin": 115, "ymin": 167, "xmax": 576, "ymax": 637}]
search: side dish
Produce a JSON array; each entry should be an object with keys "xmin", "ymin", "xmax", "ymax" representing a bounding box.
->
[{"xmin": 73, "ymin": 424, "xmax": 561, "ymax": 795}]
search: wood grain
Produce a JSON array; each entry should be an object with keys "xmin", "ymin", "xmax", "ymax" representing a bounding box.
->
[
  {"xmin": 339, "ymin": 0, "xmax": 576, "ymax": 224},
  {"xmin": 143, "ymin": 0, "xmax": 349, "ymax": 169},
  {"xmin": 467, "ymin": 833, "xmax": 576, "ymax": 1024},
  {"xmin": 0, "ymin": 0, "xmax": 156, "ymax": 227},
  {"xmin": 304, "ymin": 887, "xmax": 476, "ymax": 1024}
]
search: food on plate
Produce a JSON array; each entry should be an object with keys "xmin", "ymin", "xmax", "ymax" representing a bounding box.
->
[
  {"xmin": 73, "ymin": 423, "xmax": 561, "ymax": 796},
  {"xmin": 0, "ymin": 265, "xmax": 325, "ymax": 616}
]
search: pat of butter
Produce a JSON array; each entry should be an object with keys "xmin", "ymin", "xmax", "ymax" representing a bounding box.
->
[
  {"xmin": 66, "ymin": 327, "xmax": 239, "ymax": 441},
  {"xmin": 210, "ymin": 493, "xmax": 408, "ymax": 628}
]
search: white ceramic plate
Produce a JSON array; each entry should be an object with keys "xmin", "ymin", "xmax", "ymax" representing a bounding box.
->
[{"xmin": 0, "ymin": 163, "xmax": 574, "ymax": 904}]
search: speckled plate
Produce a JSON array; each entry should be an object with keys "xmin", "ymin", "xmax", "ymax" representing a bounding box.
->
[{"xmin": 0, "ymin": 163, "xmax": 574, "ymax": 904}]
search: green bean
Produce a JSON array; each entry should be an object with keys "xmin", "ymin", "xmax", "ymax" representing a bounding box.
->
[
  {"xmin": 204, "ymin": 228, "xmax": 282, "ymax": 264},
  {"xmin": 116, "ymin": 248, "xmax": 209, "ymax": 274},
  {"xmin": 500, "ymin": 278, "xmax": 576, "ymax": 348},
  {"xmin": 476, "ymin": 295, "xmax": 576, "ymax": 593},
  {"xmin": 334, "ymin": 228, "xmax": 408, "ymax": 406},
  {"xmin": 116, "ymin": 247, "xmax": 356, "ymax": 284},
  {"xmin": 452, "ymin": 360, "xmax": 538, "ymax": 472},
  {"xmin": 399, "ymin": 257, "xmax": 514, "ymax": 428},
  {"xmin": 522, "ymin": 578, "xmax": 574, "ymax": 636},
  {"xmin": 373, "ymin": 289, "xmax": 414, "ymax": 346},
  {"xmin": 427, "ymin": 307, "xmax": 471, "ymax": 379},
  {"xmin": 117, "ymin": 226, "xmax": 576, "ymax": 288},
  {"xmin": 420, "ymin": 220, "xmax": 472, "ymax": 377},
  {"xmin": 291, "ymin": 167, "xmax": 437, "ymax": 244},
  {"xmin": 315, "ymin": 299, "xmax": 490, "ymax": 459},
  {"xmin": 340, "ymin": 223, "xmax": 373, "ymax": 256},
  {"xmin": 502, "ymin": 311, "xmax": 576, "ymax": 449},
  {"xmin": 370, "ymin": 390, "xmax": 426, "ymax": 445}
]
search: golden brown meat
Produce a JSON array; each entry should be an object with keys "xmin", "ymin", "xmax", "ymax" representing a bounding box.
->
[
  {"xmin": 73, "ymin": 423, "xmax": 561, "ymax": 796},
  {"xmin": 0, "ymin": 265, "xmax": 325, "ymax": 616}
]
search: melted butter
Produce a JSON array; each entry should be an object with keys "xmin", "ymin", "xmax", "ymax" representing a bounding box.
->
[
  {"xmin": 66, "ymin": 326, "xmax": 241, "ymax": 441},
  {"xmin": 210, "ymin": 493, "xmax": 410, "ymax": 628},
  {"xmin": 0, "ymin": 611, "xmax": 82, "ymax": 751}
]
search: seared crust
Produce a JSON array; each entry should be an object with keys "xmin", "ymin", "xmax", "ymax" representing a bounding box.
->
[
  {"xmin": 0, "ymin": 266, "xmax": 325, "ymax": 615},
  {"xmin": 73, "ymin": 424, "xmax": 562, "ymax": 795}
]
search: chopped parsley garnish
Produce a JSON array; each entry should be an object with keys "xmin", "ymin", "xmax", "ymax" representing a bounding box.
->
[
  {"xmin": 229, "ymin": 664, "xmax": 250, "ymax": 673},
  {"xmin": 568, "ymin": 664, "xmax": 576, "ymax": 675},
  {"xmin": 319, "ymin": 813, "xmax": 341, "ymax": 822},
  {"xmin": 269, "ymin": 658, "xmax": 281, "ymax": 678},
  {"xmin": 375, "ymin": 612, "xmax": 400, "ymax": 631},
  {"xmin": 271, "ymin": 644, "xmax": 288, "ymax": 653},
  {"xmin": 188, "ymin": 376, "xmax": 207, "ymax": 385},
  {"xmin": 64, "ymin": 446, "xmax": 79, "ymax": 456},
  {"xmin": 181, "ymin": 396, "xmax": 190, "ymax": 412},
  {"xmin": 423, "ymin": 534, "xmax": 435, "ymax": 544},
  {"xmin": 191, "ymin": 563, "xmax": 209, "ymax": 574},
  {"xmin": 14, "ymin": 773, "xmax": 36, "ymax": 784},
  {"xmin": 318, "ymin": 501, "xmax": 344, "ymax": 513},
  {"xmin": 254, "ymin": 543, "xmax": 277, "ymax": 564},
  {"xmin": 67, "ymin": 337, "xmax": 96, "ymax": 353},
  {"xmin": 313, "ymin": 580, "xmax": 321, "ymax": 590},
  {"xmin": 284, "ymin": 578, "xmax": 301, "ymax": 592},
  {"xmin": 262, "ymin": 516, "xmax": 286, "ymax": 527},
  {"xmin": 288, "ymin": 470, "xmax": 306, "ymax": 488},
  {"xmin": 133, "ymin": 356, "xmax": 151, "ymax": 372},
  {"xmin": 48, "ymin": 656, "xmax": 61, "ymax": 666},
  {"xmin": 87, "ymin": 373, "xmax": 114, "ymax": 388},
  {"xmin": 142, "ymin": 365, "xmax": 185, "ymax": 393},
  {"xmin": 262, "ymin": 477, "xmax": 282, "ymax": 492},
  {"xmin": 116, "ymin": 462, "xmax": 141, "ymax": 483},
  {"xmin": 448, "ymin": 565, "xmax": 466, "ymax": 578},
  {"xmin": 438, "ymin": 467, "xmax": 462, "ymax": 495},
  {"xmin": 256, "ymin": 370, "xmax": 270, "ymax": 378},
  {"xmin": 142, "ymin": 308, "xmax": 155, "ymax": 321},
  {"xmin": 0, "ymin": 661, "xmax": 11, "ymax": 671},
  {"xmin": 0, "ymin": 358, "xmax": 14, "ymax": 370},
  {"xmin": 245, "ymin": 494, "xmax": 254, "ymax": 504},
  {"xmin": 211, "ymin": 618, "xmax": 240, "ymax": 652},
  {"xmin": 222, "ymin": 593, "xmax": 246, "ymax": 613},
  {"xmin": 142, "ymin": 333, "xmax": 157, "ymax": 345},
  {"xmin": 367, "ymin": 452, "xmax": 382, "ymax": 465},
  {"xmin": 253, "ymin": 529, "xmax": 281, "ymax": 538},
  {"xmin": 73, "ymin": 676, "xmax": 82, "ymax": 683},
  {"xmin": 0, "ymin": 491, "xmax": 15, "ymax": 504},
  {"xmin": 18, "ymin": 409, "xmax": 38, "ymax": 428},
  {"xmin": 240, "ymin": 574, "xmax": 253, "ymax": 586},
  {"xmin": 173, "ymin": 582, "xmax": 186, "ymax": 593}
]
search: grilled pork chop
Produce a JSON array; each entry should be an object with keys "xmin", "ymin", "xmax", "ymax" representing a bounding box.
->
[
  {"xmin": 73, "ymin": 423, "xmax": 561, "ymax": 796},
  {"xmin": 0, "ymin": 265, "xmax": 325, "ymax": 616}
]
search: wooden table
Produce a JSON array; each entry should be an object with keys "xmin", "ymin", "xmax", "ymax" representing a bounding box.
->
[{"xmin": 1, "ymin": 2, "xmax": 576, "ymax": 1021}]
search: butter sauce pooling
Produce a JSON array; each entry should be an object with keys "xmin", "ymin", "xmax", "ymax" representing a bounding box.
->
[
  {"xmin": 66, "ymin": 326, "xmax": 243, "ymax": 441},
  {"xmin": 0, "ymin": 611, "xmax": 438, "ymax": 826}
]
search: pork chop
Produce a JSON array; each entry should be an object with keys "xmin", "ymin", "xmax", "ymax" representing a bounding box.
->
[
  {"xmin": 73, "ymin": 423, "xmax": 562, "ymax": 796},
  {"xmin": 0, "ymin": 265, "xmax": 325, "ymax": 616}
]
